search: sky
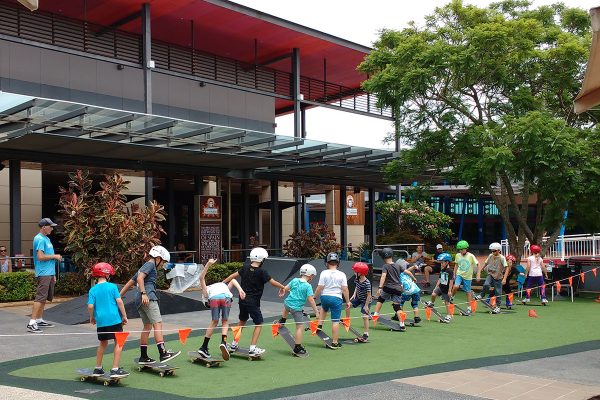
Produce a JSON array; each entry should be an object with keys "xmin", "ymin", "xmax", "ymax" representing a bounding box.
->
[{"xmin": 232, "ymin": 0, "xmax": 599, "ymax": 150}]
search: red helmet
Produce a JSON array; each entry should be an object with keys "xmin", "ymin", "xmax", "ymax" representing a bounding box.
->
[
  {"xmin": 92, "ymin": 262, "xmax": 115, "ymax": 277},
  {"xmin": 506, "ymin": 254, "xmax": 516, "ymax": 263},
  {"xmin": 530, "ymin": 245, "xmax": 541, "ymax": 254},
  {"xmin": 352, "ymin": 262, "xmax": 369, "ymax": 276}
]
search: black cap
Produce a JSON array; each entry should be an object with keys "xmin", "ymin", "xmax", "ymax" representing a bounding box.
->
[{"xmin": 38, "ymin": 218, "xmax": 57, "ymax": 227}]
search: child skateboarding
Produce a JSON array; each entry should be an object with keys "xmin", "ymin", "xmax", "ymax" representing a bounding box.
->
[
  {"xmin": 373, "ymin": 248, "xmax": 406, "ymax": 331},
  {"xmin": 398, "ymin": 260, "xmax": 422, "ymax": 324},
  {"xmin": 87, "ymin": 262, "xmax": 129, "ymax": 378},
  {"xmin": 197, "ymin": 258, "xmax": 246, "ymax": 360},
  {"xmin": 314, "ymin": 252, "xmax": 351, "ymax": 349},
  {"xmin": 451, "ymin": 240, "xmax": 478, "ymax": 315},
  {"xmin": 523, "ymin": 244, "xmax": 549, "ymax": 305},
  {"xmin": 424, "ymin": 253, "xmax": 454, "ymax": 322},
  {"xmin": 278, "ymin": 264, "xmax": 320, "ymax": 356},
  {"xmin": 475, "ymin": 242, "xmax": 508, "ymax": 314},
  {"xmin": 225, "ymin": 247, "xmax": 287, "ymax": 356},
  {"xmin": 347, "ymin": 262, "xmax": 372, "ymax": 342},
  {"xmin": 503, "ymin": 254, "xmax": 517, "ymax": 309},
  {"xmin": 120, "ymin": 245, "xmax": 180, "ymax": 364}
]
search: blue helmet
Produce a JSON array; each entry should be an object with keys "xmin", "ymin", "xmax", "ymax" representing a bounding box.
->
[{"xmin": 437, "ymin": 252, "xmax": 453, "ymax": 262}]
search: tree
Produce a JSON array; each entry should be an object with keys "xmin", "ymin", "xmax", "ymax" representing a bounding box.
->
[
  {"xmin": 359, "ymin": 0, "xmax": 600, "ymax": 260},
  {"xmin": 58, "ymin": 170, "xmax": 166, "ymax": 280},
  {"xmin": 377, "ymin": 200, "xmax": 453, "ymax": 243}
]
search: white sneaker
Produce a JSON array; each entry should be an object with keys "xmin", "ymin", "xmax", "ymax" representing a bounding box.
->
[
  {"xmin": 249, "ymin": 347, "xmax": 265, "ymax": 356},
  {"xmin": 541, "ymin": 298, "xmax": 548, "ymax": 305}
]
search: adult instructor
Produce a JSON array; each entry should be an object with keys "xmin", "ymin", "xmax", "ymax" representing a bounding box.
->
[{"xmin": 27, "ymin": 218, "xmax": 61, "ymax": 333}]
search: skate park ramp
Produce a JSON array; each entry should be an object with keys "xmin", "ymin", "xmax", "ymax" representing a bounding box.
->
[{"xmin": 44, "ymin": 286, "xmax": 207, "ymax": 325}]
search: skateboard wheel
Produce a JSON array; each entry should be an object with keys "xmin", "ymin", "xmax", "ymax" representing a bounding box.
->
[
  {"xmin": 248, "ymin": 357, "xmax": 252, "ymax": 361},
  {"xmin": 205, "ymin": 364, "xmax": 210, "ymax": 368},
  {"xmin": 80, "ymin": 377, "xmax": 86, "ymax": 382},
  {"xmin": 138, "ymin": 367, "xmax": 142, "ymax": 372},
  {"xmin": 103, "ymin": 381, "xmax": 109, "ymax": 386},
  {"xmin": 169, "ymin": 371, "xmax": 175, "ymax": 376},
  {"xmin": 159, "ymin": 372, "xmax": 164, "ymax": 377}
]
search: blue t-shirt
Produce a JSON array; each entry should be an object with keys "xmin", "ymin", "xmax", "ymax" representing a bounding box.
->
[
  {"xmin": 284, "ymin": 278, "xmax": 314, "ymax": 311},
  {"xmin": 87, "ymin": 282, "xmax": 122, "ymax": 328},
  {"xmin": 33, "ymin": 233, "xmax": 56, "ymax": 277},
  {"xmin": 400, "ymin": 272, "xmax": 420, "ymax": 295},
  {"xmin": 131, "ymin": 261, "xmax": 158, "ymax": 306}
]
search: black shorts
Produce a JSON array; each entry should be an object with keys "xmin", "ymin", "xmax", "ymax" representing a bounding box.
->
[
  {"xmin": 97, "ymin": 323, "xmax": 123, "ymax": 341},
  {"xmin": 238, "ymin": 302, "xmax": 263, "ymax": 324},
  {"xmin": 429, "ymin": 264, "xmax": 441, "ymax": 274}
]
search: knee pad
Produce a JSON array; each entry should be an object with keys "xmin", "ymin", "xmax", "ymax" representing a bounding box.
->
[
  {"xmin": 377, "ymin": 296, "xmax": 386, "ymax": 304},
  {"xmin": 392, "ymin": 303, "xmax": 402, "ymax": 312}
]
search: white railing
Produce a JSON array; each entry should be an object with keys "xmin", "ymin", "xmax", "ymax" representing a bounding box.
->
[{"xmin": 501, "ymin": 233, "xmax": 600, "ymax": 260}]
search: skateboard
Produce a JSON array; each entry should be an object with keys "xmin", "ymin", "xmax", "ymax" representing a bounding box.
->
[
  {"xmin": 229, "ymin": 346, "xmax": 263, "ymax": 361},
  {"xmin": 300, "ymin": 316, "xmax": 335, "ymax": 349},
  {"xmin": 422, "ymin": 301, "xmax": 449, "ymax": 323},
  {"xmin": 134, "ymin": 358, "xmax": 178, "ymax": 377},
  {"xmin": 77, "ymin": 368, "xmax": 126, "ymax": 386},
  {"xmin": 390, "ymin": 314, "xmax": 419, "ymax": 327},
  {"xmin": 450, "ymin": 301, "xmax": 471, "ymax": 316},
  {"xmin": 375, "ymin": 316, "xmax": 403, "ymax": 331},
  {"xmin": 188, "ymin": 351, "xmax": 225, "ymax": 367},
  {"xmin": 340, "ymin": 324, "xmax": 368, "ymax": 344},
  {"xmin": 277, "ymin": 324, "xmax": 309, "ymax": 358},
  {"xmin": 476, "ymin": 297, "xmax": 502, "ymax": 314}
]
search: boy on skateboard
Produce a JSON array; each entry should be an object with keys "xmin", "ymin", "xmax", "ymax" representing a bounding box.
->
[
  {"xmin": 475, "ymin": 242, "xmax": 508, "ymax": 314},
  {"xmin": 120, "ymin": 245, "xmax": 180, "ymax": 364},
  {"xmin": 197, "ymin": 258, "xmax": 246, "ymax": 360},
  {"xmin": 451, "ymin": 240, "xmax": 478, "ymax": 315},
  {"xmin": 87, "ymin": 262, "xmax": 129, "ymax": 378},
  {"xmin": 314, "ymin": 252, "xmax": 351, "ymax": 348},
  {"xmin": 373, "ymin": 248, "xmax": 406, "ymax": 331},
  {"xmin": 225, "ymin": 247, "xmax": 287, "ymax": 356},
  {"xmin": 346, "ymin": 262, "xmax": 372, "ymax": 342},
  {"xmin": 278, "ymin": 264, "xmax": 319, "ymax": 356},
  {"xmin": 398, "ymin": 260, "xmax": 422, "ymax": 324},
  {"xmin": 424, "ymin": 253, "xmax": 454, "ymax": 322}
]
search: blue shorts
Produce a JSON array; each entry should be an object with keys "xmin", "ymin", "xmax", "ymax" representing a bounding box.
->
[
  {"xmin": 209, "ymin": 298, "xmax": 232, "ymax": 321},
  {"xmin": 350, "ymin": 298, "xmax": 371, "ymax": 315},
  {"xmin": 454, "ymin": 275, "xmax": 472, "ymax": 292},
  {"xmin": 400, "ymin": 292, "xmax": 420, "ymax": 308},
  {"xmin": 321, "ymin": 295, "xmax": 343, "ymax": 322}
]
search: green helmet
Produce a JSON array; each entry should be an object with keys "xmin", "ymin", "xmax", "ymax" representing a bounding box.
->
[{"xmin": 456, "ymin": 240, "xmax": 469, "ymax": 250}]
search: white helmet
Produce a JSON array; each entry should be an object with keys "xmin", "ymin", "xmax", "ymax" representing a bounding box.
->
[
  {"xmin": 249, "ymin": 247, "xmax": 269, "ymax": 263},
  {"xmin": 299, "ymin": 264, "xmax": 317, "ymax": 277},
  {"xmin": 489, "ymin": 242, "xmax": 502, "ymax": 251},
  {"xmin": 149, "ymin": 245, "xmax": 171, "ymax": 262}
]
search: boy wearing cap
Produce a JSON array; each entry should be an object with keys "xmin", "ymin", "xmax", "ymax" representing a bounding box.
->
[{"xmin": 28, "ymin": 218, "xmax": 62, "ymax": 333}]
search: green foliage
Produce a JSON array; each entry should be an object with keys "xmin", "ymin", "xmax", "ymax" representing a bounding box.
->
[
  {"xmin": 283, "ymin": 224, "xmax": 341, "ymax": 259},
  {"xmin": 54, "ymin": 273, "xmax": 89, "ymax": 296},
  {"xmin": 58, "ymin": 170, "xmax": 166, "ymax": 282},
  {"xmin": 376, "ymin": 200, "xmax": 453, "ymax": 242},
  {"xmin": 204, "ymin": 262, "xmax": 243, "ymax": 285},
  {"xmin": 359, "ymin": 0, "xmax": 600, "ymax": 260},
  {"xmin": 0, "ymin": 272, "xmax": 36, "ymax": 302}
]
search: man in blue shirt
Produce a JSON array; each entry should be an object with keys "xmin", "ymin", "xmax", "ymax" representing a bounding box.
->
[{"xmin": 28, "ymin": 218, "xmax": 61, "ymax": 333}]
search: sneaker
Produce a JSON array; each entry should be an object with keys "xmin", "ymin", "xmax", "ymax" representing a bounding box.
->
[
  {"xmin": 329, "ymin": 342, "xmax": 342, "ymax": 349},
  {"xmin": 249, "ymin": 347, "xmax": 265, "ymax": 356},
  {"xmin": 522, "ymin": 297, "xmax": 530, "ymax": 303},
  {"xmin": 474, "ymin": 294, "xmax": 482, "ymax": 301},
  {"xmin": 159, "ymin": 350, "xmax": 181, "ymax": 363},
  {"xmin": 36, "ymin": 320, "xmax": 55, "ymax": 328},
  {"xmin": 399, "ymin": 325, "xmax": 406, "ymax": 332},
  {"xmin": 492, "ymin": 307, "xmax": 501, "ymax": 314},
  {"xmin": 197, "ymin": 348, "xmax": 211, "ymax": 358},
  {"xmin": 219, "ymin": 343, "xmax": 230, "ymax": 360},
  {"xmin": 27, "ymin": 323, "xmax": 43, "ymax": 333},
  {"xmin": 414, "ymin": 316, "xmax": 422, "ymax": 324},
  {"xmin": 293, "ymin": 346, "xmax": 307, "ymax": 356},
  {"xmin": 443, "ymin": 315, "xmax": 451, "ymax": 323},
  {"xmin": 359, "ymin": 334, "xmax": 369, "ymax": 343},
  {"xmin": 137, "ymin": 356, "xmax": 155, "ymax": 365},
  {"xmin": 541, "ymin": 298, "xmax": 548, "ymax": 305},
  {"xmin": 92, "ymin": 367, "xmax": 105, "ymax": 376},
  {"xmin": 109, "ymin": 368, "xmax": 129, "ymax": 378},
  {"xmin": 391, "ymin": 314, "xmax": 399, "ymax": 321},
  {"xmin": 229, "ymin": 342, "xmax": 238, "ymax": 352},
  {"xmin": 465, "ymin": 308, "xmax": 472, "ymax": 316},
  {"xmin": 424, "ymin": 301, "xmax": 434, "ymax": 307}
]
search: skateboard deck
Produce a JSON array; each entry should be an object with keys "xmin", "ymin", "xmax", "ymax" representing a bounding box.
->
[
  {"xmin": 422, "ymin": 301, "xmax": 448, "ymax": 323},
  {"xmin": 229, "ymin": 347, "xmax": 263, "ymax": 361},
  {"xmin": 376, "ymin": 316, "xmax": 403, "ymax": 331},
  {"xmin": 134, "ymin": 358, "xmax": 178, "ymax": 377},
  {"xmin": 277, "ymin": 324, "xmax": 309, "ymax": 357},
  {"xmin": 477, "ymin": 298, "xmax": 502, "ymax": 314},
  {"xmin": 450, "ymin": 301, "xmax": 470, "ymax": 316},
  {"xmin": 77, "ymin": 368, "xmax": 125, "ymax": 386},
  {"xmin": 188, "ymin": 351, "xmax": 225, "ymax": 367},
  {"xmin": 300, "ymin": 316, "xmax": 334, "ymax": 349}
]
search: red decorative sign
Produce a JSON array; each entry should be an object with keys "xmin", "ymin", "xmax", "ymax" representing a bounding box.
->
[{"xmin": 199, "ymin": 196, "xmax": 222, "ymax": 264}]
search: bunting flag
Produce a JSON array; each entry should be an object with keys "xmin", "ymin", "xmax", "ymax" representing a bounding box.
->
[
  {"xmin": 448, "ymin": 303, "xmax": 456, "ymax": 315},
  {"xmin": 580, "ymin": 272, "xmax": 585, "ymax": 284},
  {"xmin": 425, "ymin": 307, "xmax": 432, "ymax": 321},
  {"xmin": 372, "ymin": 315, "xmax": 379, "ymax": 327},
  {"xmin": 271, "ymin": 323, "xmax": 280, "ymax": 337},
  {"xmin": 309, "ymin": 320, "xmax": 319, "ymax": 336},
  {"xmin": 528, "ymin": 309, "xmax": 538, "ymax": 318},
  {"xmin": 231, "ymin": 326, "xmax": 242, "ymax": 342},
  {"xmin": 178, "ymin": 328, "xmax": 192, "ymax": 345},
  {"xmin": 489, "ymin": 296, "xmax": 496, "ymax": 307},
  {"xmin": 526, "ymin": 288, "xmax": 531, "ymax": 297},
  {"xmin": 115, "ymin": 331, "xmax": 129, "ymax": 348},
  {"xmin": 593, "ymin": 268, "xmax": 597, "ymax": 278},
  {"xmin": 556, "ymin": 281, "xmax": 562, "ymax": 292},
  {"xmin": 470, "ymin": 300, "xmax": 477, "ymax": 313},
  {"xmin": 508, "ymin": 293, "xmax": 514, "ymax": 303},
  {"xmin": 341, "ymin": 317, "xmax": 350, "ymax": 332},
  {"xmin": 399, "ymin": 311, "xmax": 407, "ymax": 323},
  {"xmin": 568, "ymin": 276, "xmax": 573, "ymax": 286}
]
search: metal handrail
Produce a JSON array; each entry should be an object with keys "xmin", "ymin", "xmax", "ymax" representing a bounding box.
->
[{"xmin": 501, "ymin": 233, "xmax": 600, "ymax": 261}]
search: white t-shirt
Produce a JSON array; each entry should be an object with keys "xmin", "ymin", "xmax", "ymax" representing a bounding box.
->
[
  {"xmin": 318, "ymin": 269, "xmax": 348, "ymax": 298},
  {"xmin": 207, "ymin": 282, "xmax": 233, "ymax": 299},
  {"xmin": 527, "ymin": 255, "xmax": 544, "ymax": 277}
]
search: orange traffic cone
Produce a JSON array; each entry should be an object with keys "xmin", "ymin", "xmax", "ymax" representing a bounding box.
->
[{"xmin": 528, "ymin": 309, "xmax": 538, "ymax": 318}]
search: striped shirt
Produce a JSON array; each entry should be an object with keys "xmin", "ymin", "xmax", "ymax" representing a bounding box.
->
[{"xmin": 355, "ymin": 278, "xmax": 371, "ymax": 302}]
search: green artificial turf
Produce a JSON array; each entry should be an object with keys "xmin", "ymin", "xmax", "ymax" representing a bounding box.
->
[{"xmin": 7, "ymin": 295, "xmax": 600, "ymax": 399}]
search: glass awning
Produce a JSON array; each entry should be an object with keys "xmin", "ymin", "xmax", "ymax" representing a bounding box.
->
[{"xmin": 0, "ymin": 92, "xmax": 396, "ymax": 186}]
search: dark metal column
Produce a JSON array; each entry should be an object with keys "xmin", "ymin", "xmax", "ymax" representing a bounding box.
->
[
  {"xmin": 292, "ymin": 48, "xmax": 303, "ymax": 234},
  {"xmin": 9, "ymin": 160, "xmax": 21, "ymax": 257},
  {"xmin": 142, "ymin": 3, "xmax": 152, "ymax": 114},
  {"xmin": 270, "ymin": 180, "xmax": 280, "ymax": 254},
  {"xmin": 193, "ymin": 175, "xmax": 203, "ymax": 262},
  {"xmin": 339, "ymin": 186, "xmax": 347, "ymax": 259},
  {"xmin": 241, "ymin": 182, "xmax": 250, "ymax": 253},
  {"xmin": 144, "ymin": 173, "xmax": 153, "ymax": 205},
  {"xmin": 368, "ymin": 188, "xmax": 376, "ymax": 253},
  {"xmin": 166, "ymin": 177, "xmax": 175, "ymax": 250}
]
